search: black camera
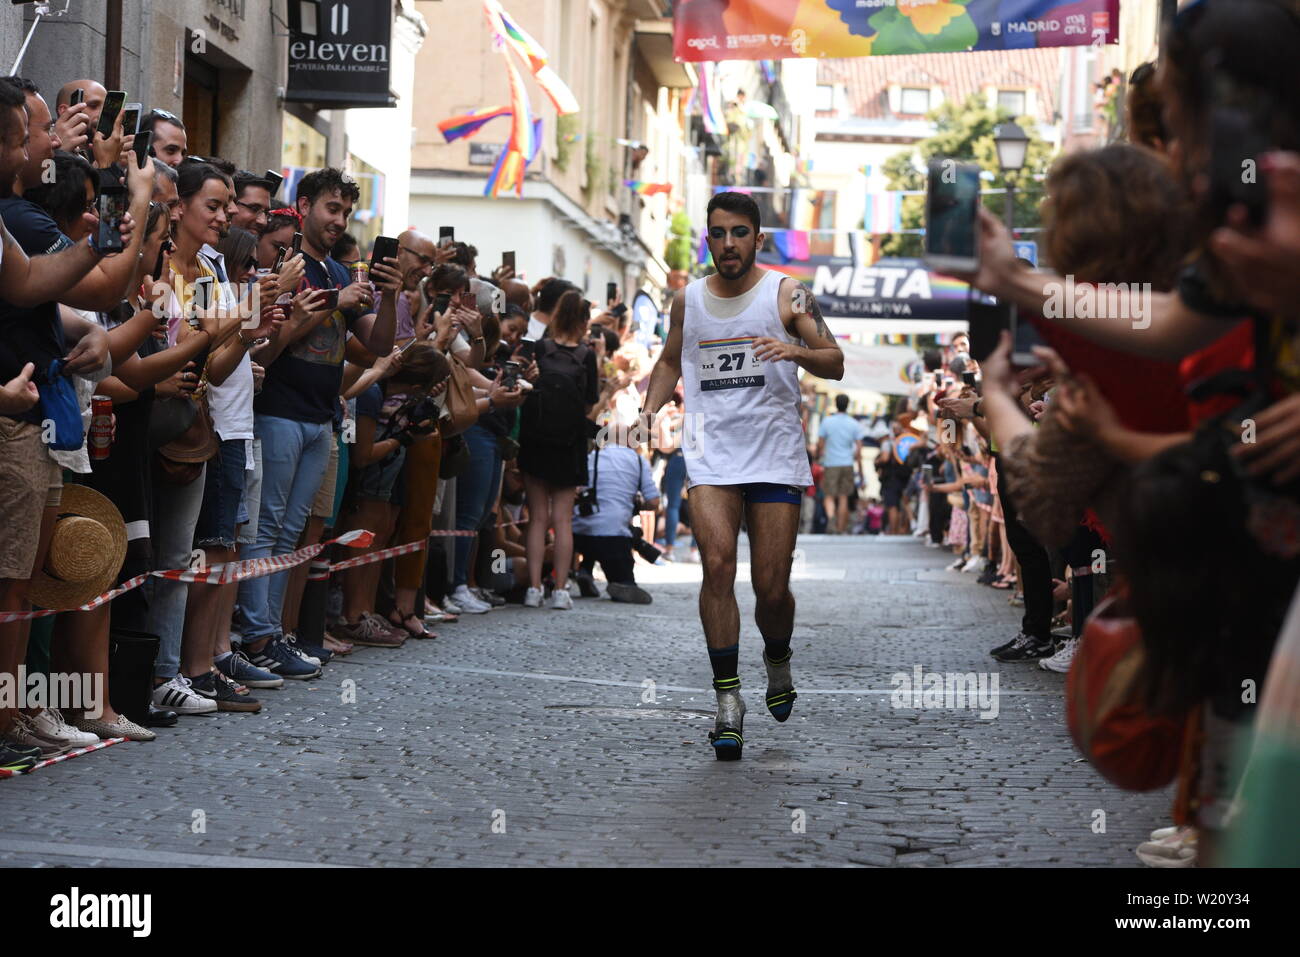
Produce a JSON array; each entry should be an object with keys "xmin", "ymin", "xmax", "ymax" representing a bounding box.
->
[{"xmin": 576, "ymin": 486, "xmax": 598, "ymax": 517}]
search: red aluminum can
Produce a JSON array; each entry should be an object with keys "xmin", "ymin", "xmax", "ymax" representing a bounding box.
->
[{"xmin": 89, "ymin": 395, "xmax": 113, "ymax": 460}]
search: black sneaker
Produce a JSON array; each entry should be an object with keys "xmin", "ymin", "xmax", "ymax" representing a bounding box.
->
[
  {"xmin": 989, "ymin": 632, "xmax": 1028, "ymax": 657},
  {"xmin": 571, "ymin": 568, "xmax": 600, "ymax": 598},
  {"xmin": 0, "ymin": 740, "xmax": 41, "ymax": 774},
  {"xmin": 191, "ymin": 671, "xmax": 262, "ymax": 713},
  {"xmin": 993, "ymin": 634, "xmax": 1054, "ymax": 662},
  {"xmin": 607, "ymin": 581, "xmax": 652, "ymax": 604},
  {"xmin": 977, "ymin": 563, "xmax": 999, "ymax": 586}
]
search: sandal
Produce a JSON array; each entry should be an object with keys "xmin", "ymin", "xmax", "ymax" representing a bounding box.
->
[
  {"xmin": 990, "ymin": 577, "xmax": 1013, "ymax": 590},
  {"xmin": 322, "ymin": 635, "xmax": 354, "ymax": 655},
  {"xmin": 390, "ymin": 610, "xmax": 437, "ymax": 639},
  {"xmin": 424, "ymin": 599, "xmax": 458, "ymax": 623}
]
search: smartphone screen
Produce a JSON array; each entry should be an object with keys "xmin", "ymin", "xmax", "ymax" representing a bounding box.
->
[
  {"xmin": 1010, "ymin": 306, "xmax": 1048, "ymax": 368},
  {"xmin": 438, "ymin": 226, "xmax": 454, "ymax": 248},
  {"xmin": 516, "ymin": 338, "xmax": 535, "ymax": 362},
  {"xmin": 120, "ymin": 103, "xmax": 141, "ymax": 137},
  {"xmin": 962, "ymin": 371, "xmax": 977, "ymax": 387},
  {"xmin": 503, "ymin": 250, "xmax": 515, "ymax": 271},
  {"xmin": 1208, "ymin": 74, "xmax": 1271, "ymax": 229},
  {"xmin": 97, "ymin": 91, "xmax": 126, "ymax": 138},
  {"xmin": 370, "ymin": 236, "xmax": 398, "ymax": 269},
  {"xmin": 96, "ymin": 186, "xmax": 128, "ymax": 253},
  {"xmin": 433, "ymin": 292, "xmax": 451, "ymax": 315},
  {"xmin": 606, "ymin": 282, "xmax": 618, "ymax": 305},
  {"xmin": 132, "ymin": 130, "xmax": 153, "ymax": 169},
  {"xmin": 924, "ymin": 158, "xmax": 980, "ymax": 272}
]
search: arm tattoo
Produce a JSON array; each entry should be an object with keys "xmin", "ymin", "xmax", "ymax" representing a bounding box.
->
[{"xmin": 799, "ymin": 282, "xmax": 833, "ymax": 342}]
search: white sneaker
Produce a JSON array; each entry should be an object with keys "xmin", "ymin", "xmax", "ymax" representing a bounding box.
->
[
  {"xmin": 1039, "ymin": 637, "xmax": 1079, "ymax": 673},
  {"xmin": 924, "ymin": 540, "xmax": 941, "ymax": 549},
  {"xmin": 152, "ymin": 675, "xmax": 218, "ymax": 715},
  {"xmin": 30, "ymin": 708, "xmax": 99, "ymax": 749},
  {"xmin": 1136, "ymin": 827, "xmax": 1197, "ymax": 868},
  {"xmin": 450, "ymin": 585, "xmax": 491, "ymax": 614},
  {"xmin": 6, "ymin": 712, "xmax": 69, "ymax": 756},
  {"xmin": 523, "ymin": 587, "xmax": 544, "ymax": 608},
  {"xmin": 549, "ymin": 588, "xmax": 573, "ymax": 610},
  {"xmin": 947, "ymin": 556, "xmax": 966, "ymax": 571},
  {"xmin": 962, "ymin": 555, "xmax": 986, "ymax": 574}
]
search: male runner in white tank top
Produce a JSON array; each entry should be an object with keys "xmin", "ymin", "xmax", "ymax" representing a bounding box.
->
[{"xmin": 640, "ymin": 192, "xmax": 843, "ymax": 760}]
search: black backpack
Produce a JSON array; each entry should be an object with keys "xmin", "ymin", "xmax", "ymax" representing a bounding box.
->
[{"xmin": 529, "ymin": 339, "xmax": 590, "ymax": 446}]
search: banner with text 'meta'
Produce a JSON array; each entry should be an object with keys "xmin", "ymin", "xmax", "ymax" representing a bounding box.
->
[{"xmin": 673, "ymin": 0, "xmax": 1119, "ymax": 62}]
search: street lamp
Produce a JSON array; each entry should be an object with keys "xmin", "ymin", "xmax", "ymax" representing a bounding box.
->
[{"xmin": 993, "ymin": 121, "xmax": 1029, "ymax": 234}]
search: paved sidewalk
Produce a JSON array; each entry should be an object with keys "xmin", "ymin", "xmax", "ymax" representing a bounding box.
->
[{"xmin": 0, "ymin": 535, "xmax": 1168, "ymax": 866}]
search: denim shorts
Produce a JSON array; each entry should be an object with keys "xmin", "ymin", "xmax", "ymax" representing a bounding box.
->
[
  {"xmin": 195, "ymin": 438, "xmax": 249, "ymax": 549},
  {"xmin": 350, "ymin": 448, "xmax": 407, "ymax": 505}
]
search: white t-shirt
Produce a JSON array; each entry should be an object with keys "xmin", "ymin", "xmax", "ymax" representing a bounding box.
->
[
  {"xmin": 572, "ymin": 445, "xmax": 660, "ymax": 538},
  {"xmin": 198, "ymin": 249, "xmax": 254, "ymax": 450},
  {"xmin": 527, "ymin": 314, "xmax": 548, "ymax": 341}
]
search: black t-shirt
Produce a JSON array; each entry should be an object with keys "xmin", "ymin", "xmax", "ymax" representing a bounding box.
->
[
  {"xmin": 475, "ymin": 342, "xmax": 518, "ymax": 438},
  {"xmin": 254, "ymin": 253, "xmax": 358, "ymax": 424},
  {"xmin": 0, "ymin": 197, "xmax": 73, "ymax": 424}
]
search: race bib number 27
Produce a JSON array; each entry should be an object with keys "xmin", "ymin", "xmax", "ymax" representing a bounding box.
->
[{"xmin": 698, "ymin": 337, "xmax": 764, "ymax": 392}]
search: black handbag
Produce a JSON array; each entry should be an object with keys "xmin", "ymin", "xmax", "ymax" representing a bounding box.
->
[{"xmin": 147, "ymin": 395, "xmax": 197, "ymax": 448}]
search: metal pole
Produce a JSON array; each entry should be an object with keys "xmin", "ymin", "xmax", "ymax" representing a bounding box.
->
[
  {"xmin": 1004, "ymin": 179, "xmax": 1015, "ymax": 236},
  {"xmin": 9, "ymin": 14, "xmax": 43, "ymax": 76}
]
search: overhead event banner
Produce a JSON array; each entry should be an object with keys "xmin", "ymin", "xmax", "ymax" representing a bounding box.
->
[
  {"xmin": 673, "ymin": 0, "xmax": 1119, "ymax": 62},
  {"xmin": 286, "ymin": 1, "xmax": 395, "ymax": 108},
  {"xmin": 838, "ymin": 342, "xmax": 921, "ymax": 395},
  {"xmin": 760, "ymin": 254, "xmax": 980, "ymax": 321}
]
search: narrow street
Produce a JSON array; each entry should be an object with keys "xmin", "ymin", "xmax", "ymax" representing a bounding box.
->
[{"xmin": 0, "ymin": 536, "xmax": 1166, "ymax": 867}]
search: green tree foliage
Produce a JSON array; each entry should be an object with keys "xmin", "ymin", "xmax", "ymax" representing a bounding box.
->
[
  {"xmin": 878, "ymin": 95, "xmax": 1054, "ymax": 258},
  {"xmin": 665, "ymin": 211, "xmax": 694, "ymax": 272}
]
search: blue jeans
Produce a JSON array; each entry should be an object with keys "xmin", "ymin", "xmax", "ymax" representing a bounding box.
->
[
  {"xmin": 453, "ymin": 425, "xmax": 502, "ymax": 588},
  {"xmin": 147, "ymin": 463, "xmax": 207, "ymax": 680},
  {"xmin": 659, "ymin": 451, "xmax": 687, "ymax": 548},
  {"xmin": 235, "ymin": 415, "xmax": 332, "ymax": 643}
]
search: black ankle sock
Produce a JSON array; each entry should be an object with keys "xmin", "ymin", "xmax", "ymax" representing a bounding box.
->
[
  {"xmin": 763, "ymin": 635, "xmax": 792, "ymax": 662},
  {"xmin": 708, "ymin": 643, "xmax": 739, "ymax": 688}
]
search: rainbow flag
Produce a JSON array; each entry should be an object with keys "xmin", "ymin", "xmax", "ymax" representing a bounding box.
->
[
  {"xmin": 438, "ymin": 106, "xmax": 511, "ymax": 143},
  {"xmin": 483, "ymin": 0, "xmax": 580, "ymax": 116},
  {"xmin": 698, "ymin": 62, "xmax": 726, "ymax": 136},
  {"xmin": 624, "ymin": 180, "xmax": 671, "ymax": 196},
  {"xmin": 771, "ymin": 230, "xmax": 809, "ymax": 263}
]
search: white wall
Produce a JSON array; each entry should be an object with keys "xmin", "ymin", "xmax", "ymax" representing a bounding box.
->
[{"xmin": 408, "ymin": 179, "xmax": 626, "ymax": 296}]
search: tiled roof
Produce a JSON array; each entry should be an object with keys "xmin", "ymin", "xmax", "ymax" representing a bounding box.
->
[{"xmin": 819, "ymin": 47, "xmax": 1063, "ymax": 123}]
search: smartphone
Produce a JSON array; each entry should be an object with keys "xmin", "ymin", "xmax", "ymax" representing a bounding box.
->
[
  {"xmin": 264, "ymin": 169, "xmax": 284, "ymax": 197},
  {"xmin": 291, "ymin": 231, "xmax": 303, "ymax": 256},
  {"xmin": 962, "ymin": 371, "xmax": 977, "ymax": 388},
  {"xmin": 923, "ymin": 157, "xmax": 981, "ymax": 274},
  {"xmin": 120, "ymin": 103, "xmax": 141, "ymax": 137},
  {"xmin": 270, "ymin": 243, "xmax": 288, "ymax": 273},
  {"xmin": 370, "ymin": 235, "xmax": 399, "ymax": 270},
  {"xmin": 922, "ymin": 464, "xmax": 934, "ymax": 481},
  {"xmin": 131, "ymin": 129, "xmax": 153, "ymax": 169},
  {"xmin": 96, "ymin": 91, "xmax": 126, "ymax": 138},
  {"xmin": 1207, "ymin": 72, "xmax": 1271, "ymax": 230},
  {"xmin": 515, "ymin": 338, "xmax": 536, "ymax": 362},
  {"xmin": 438, "ymin": 226, "xmax": 454, "ymax": 248},
  {"xmin": 1009, "ymin": 304, "xmax": 1048, "ymax": 369},
  {"xmin": 432, "ymin": 292, "xmax": 452, "ymax": 315},
  {"xmin": 70, "ymin": 88, "xmax": 85, "ymax": 107},
  {"xmin": 317, "ymin": 288, "xmax": 340, "ymax": 311},
  {"xmin": 192, "ymin": 275, "xmax": 214, "ymax": 312},
  {"xmin": 95, "ymin": 185, "xmax": 128, "ymax": 254},
  {"xmin": 933, "ymin": 371, "xmax": 943, "ymax": 387},
  {"xmin": 606, "ymin": 282, "xmax": 618, "ymax": 305},
  {"xmin": 502, "ymin": 250, "xmax": 515, "ymax": 271},
  {"xmin": 501, "ymin": 360, "xmax": 521, "ymax": 389}
]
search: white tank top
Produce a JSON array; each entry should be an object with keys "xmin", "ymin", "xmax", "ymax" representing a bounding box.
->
[{"xmin": 680, "ymin": 269, "xmax": 813, "ymax": 489}]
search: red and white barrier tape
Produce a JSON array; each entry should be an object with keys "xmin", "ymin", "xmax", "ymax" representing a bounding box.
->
[{"xmin": 0, "ymin": 529, "xmax": 375, "ymax": 623}]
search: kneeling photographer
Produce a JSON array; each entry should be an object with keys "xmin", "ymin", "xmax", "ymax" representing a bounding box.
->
[{"xmin": 572, "ymin": 426, "xmax": 660, "ymax": 604}]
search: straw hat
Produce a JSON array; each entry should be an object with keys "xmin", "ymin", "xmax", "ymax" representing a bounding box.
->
[{"xmin": 28, "ymin": 484, "xmax": 127, "ymax": 611}]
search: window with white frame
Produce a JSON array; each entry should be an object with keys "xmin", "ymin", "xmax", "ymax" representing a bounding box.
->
[
  {"xmin": 997, "ymin": 89, "xmax": 1027, "ymax": 117},
  {"xmin": 899, "ymin": 87, "xmax": 930, "ymax": 114}
]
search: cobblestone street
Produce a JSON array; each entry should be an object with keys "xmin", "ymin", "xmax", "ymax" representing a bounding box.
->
[{"xmin": 1, "ymin": 536, "xmax": 1168, "ymax": 867}]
